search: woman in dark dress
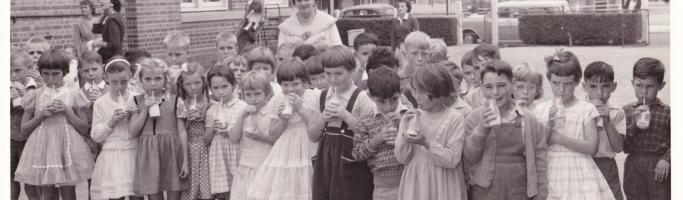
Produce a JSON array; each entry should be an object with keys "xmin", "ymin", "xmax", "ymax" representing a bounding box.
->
[
  {"xmin": 392, "ymin": 0, "xmax": 419, "ymax": 51},
  {"xmin": 92, "ymin": 0, "xmax": 125, "ymax": 62}
]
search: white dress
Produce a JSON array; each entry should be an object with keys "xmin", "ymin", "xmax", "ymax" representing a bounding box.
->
[
  {"xmin": 534, "ymin": 100, "xmax": 615, "ymax": 200},
  {"xmin": 90, "ymin": 91, "xmax": 139, "ymax": 199},
  {"xmin": 246, "ymin": 89, "xmax": 321, "ymax": 200},
  {"xmin": 277, "ymin": 10, "xmax": 343, "ymax": 48}
]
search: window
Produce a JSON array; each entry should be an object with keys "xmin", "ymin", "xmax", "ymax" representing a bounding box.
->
[{"xmin": 182, "ymin": 0, "xmax": 229, "ymax": 12}]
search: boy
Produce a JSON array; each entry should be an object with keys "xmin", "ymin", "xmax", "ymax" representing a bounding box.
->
[
  {"xmin": 10, "ymin": 53, "xmax": 39, "ymax": 200},
  {"xmin": 398, "ymin": 31, "xmax": 431, "ymax": 82},
  {"xmin": 276, "ymin": 42, "xmax": 300, "ymax": 66},
  {"xmin": 304, "ymin": 56, "xmax": 327, "ymax": 90},
  {"xmin": 463, "ymin": 44, "xmax": 501, "ymax": 109},
  {"xmin": 440, "ymin": 61, "xmax": 471, "ymax": 117},
  {"xmin": 213, "ymin": 31, "xmax": 238, "ymax": 66},
  {"xmin": 77, "ymin": 51, "xmax": 108, "ymax": 179},
  {"xmin": 292, "ymin": 44, "xmax": 320, "ymax": 61},
  {"xmin": 359, "ymin": 47, "xmax": 399, "ymax": 90},
  {"xmin": 428, "ymin": 38, "xmax": 448, "ymax": 63},
  {"xmin": 163, "ymin": 30, "xmax": 191, "ymax": 83},
  {"xmin": 308, "ymin": 45, "xmax": 375, "ymax": 200},
  {"xmin": 622, "ymin": 57, "xmax": 670, "ymax": 200},
  {"xmin": 25, "ymin": 36, "xmax": 51, "ymax": 87},
  {"xmin": 583, "ymin": 61, "xmax": 625, "ymax": 200},
  {"xmin": 351, "ymin": 32, "xmax": 379, "ymax": 86},
  {"xmin": 124, "ymin": 49, "xmax": 152, "ymax": 94},
  {"xmin": 351, "ymin": 67, "xmax": 404, "ymax": 200}
]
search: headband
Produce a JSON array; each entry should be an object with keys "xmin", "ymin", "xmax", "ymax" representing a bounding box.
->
[{"xmin": 104, "ymin": 58, "xmax": 130, "ymax": 72}]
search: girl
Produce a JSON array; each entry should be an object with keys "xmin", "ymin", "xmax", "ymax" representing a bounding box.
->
[
  {"xmin": 229, "ymin": 71, "xmax": 276, "ymax": 200},
  {"xmin": 394, "ymin": 63, "xmax": 467, "ymax": 200},
  {"xmin": 463, "ymin": 60, "xmax": 548, "ymax": 200},
  {"xmin": 14, "ymin": 49, "xmax": 94, "ymax": 200},
  {"xmin": 247, "ymin": 59, "xmax": 320, "ymax": 200},
  {"xmin": 215, "ymin": 55, "xmax": 248, "ymax": 98},
  {"xmin": 177, "ymin": 63, "xmax": 214, "ymax": 200},
  {"xmin": 205, "ymin": 67, "xmax": 247, "ymax": 200},
  {"xmin": 512, "ymin": 62, "xmax": 544, "ymax": 110},
  {"xmin": 128, "ymin": 58, "xmax": 189, "ymax": 200},
  {"xmin": 533, "ymin": 50, "xmax": 614, "ymax": 200},
  {"xmin": 90, "ymin": 58, "xmax": 144, "ymax": 200}
]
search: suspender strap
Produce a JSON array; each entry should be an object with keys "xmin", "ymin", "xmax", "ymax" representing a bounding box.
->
[{"xmin": 339, "ymin": 88, "xmax": 362, "ymax": 131}]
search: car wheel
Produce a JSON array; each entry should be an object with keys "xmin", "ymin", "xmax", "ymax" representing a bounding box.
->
[{"xmin": 463, "ymin": 32, "xmax": 478, "ymax": 44}]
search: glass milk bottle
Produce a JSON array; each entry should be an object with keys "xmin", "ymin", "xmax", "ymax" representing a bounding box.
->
[
  {"xmin": 281, "ymin": 94, "xmax": 293, "ymax": 119},
  {"xmin": 405, "ymin": 109, "xmax": 421, "ymax": 137},
  {"xmin": 550, "ymin": 97, "xmax": 566, "ymax": 134},
  {"xmin": 636, "ymin": 98, "xmax": 651, "ymax": 129},
  {"xmin": 589, "ymin": 98, "xmax": 605, "ymax": 129},
  {"xmin": 11, "ymin": 81, "xmax": 23, "ymax": 107},
  {"xmin": 488, "ymin": 98, "xmax": 502, "ymax": 126},
  {"xmin": 327, "ymin": 86, "xmax": 343, "ymax": 127},
  {"xmin": 148, "ymin": 91, "xmax": 161, "ymax": 119}
]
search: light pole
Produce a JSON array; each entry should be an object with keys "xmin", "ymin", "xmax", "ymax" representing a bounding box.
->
[{"xmin": 491, "ymin": 0, "xmax": 498, "ymax": 45}]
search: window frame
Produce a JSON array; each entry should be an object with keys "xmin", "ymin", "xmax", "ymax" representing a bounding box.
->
[{"xmin": 181, "ymin": 0, "xmax": 229, "ymax": 12}]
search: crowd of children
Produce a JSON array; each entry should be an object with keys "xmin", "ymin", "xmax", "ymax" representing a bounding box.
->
[{"xmin": 9, "ymin": 29, "xmax": 670, "ymax": 200}]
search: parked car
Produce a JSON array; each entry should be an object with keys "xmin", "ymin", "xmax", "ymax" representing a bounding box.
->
[
  {"xmin": 461, "ymin": 0, "xmax": 569, "ymax": 44},
  {"xmin": 338, "ymin": 3, "xmax": 397, "ymax": 18}
]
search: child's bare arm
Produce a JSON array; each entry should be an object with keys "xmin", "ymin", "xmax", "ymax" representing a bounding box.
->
[
  {"xmin": 603, "ymin": 116, "xmax": 624, "ymax": 153},
  {"xmin": 128, "ymin": 108, "xmax": 148, "ymax": 138},
  {"xmin": 552, "ymin": 118, "xmax": 599, "ymax": 155},
  {"xmin": 304, "ymin": 109, "xmax": 325, "ymax": 142},
  {"xmin": 67, "ymin": 107, "xmax": 91, "ymax": 136},
  {"xmin": 20, "ymin": 109, "xmax": 44, "ymax": 137},
  {"xmin": 228, "ymin": 111, "xmax": 248, "ymax": 143},
  {"xmin": 268, "ymin": 117, "xmax": 288, "ymax": 141},
  {"xmin": 177, "ymin": 119, "xmax": 190, "ymax": 172}
]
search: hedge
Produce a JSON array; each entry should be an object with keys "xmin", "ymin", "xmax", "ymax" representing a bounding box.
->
[
  {"xmin": 416, "ymin": 16, "xmax": 459, "ymax": 46},
  {"xmin": 336, "ymin": 18, "xmax": 396, "ymax": 47},
  {"xmin": 519, "ymin": 12, "xmax": 643, "ymax": 45},
  {"xmin": 336, "ymin": 16, "xmax": 460, "ymax": 47}
]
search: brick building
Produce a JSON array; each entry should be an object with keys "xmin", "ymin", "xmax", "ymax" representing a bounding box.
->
[{"xmin": 11, "ymin": 0, "xmax": 297, "ymax": 67}]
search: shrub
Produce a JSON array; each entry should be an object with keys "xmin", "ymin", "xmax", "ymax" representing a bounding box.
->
[
  {"xmin": 336, "ymin": 18, "xmax": 396, "ymax": 47},
  {"xmin": 416, "ymin": 16, "xmax": 460, "ymax": 45},
  {"xmin": 519, "ymin": 12, "xmax": 643, "ymax": 45}
]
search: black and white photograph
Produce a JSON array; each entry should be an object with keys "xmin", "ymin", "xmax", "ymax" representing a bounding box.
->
[{"xmin": 5, "ymin": 0, "xmax": 675, "ymax": 199}]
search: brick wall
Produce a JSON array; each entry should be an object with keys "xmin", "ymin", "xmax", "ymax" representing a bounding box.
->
[{"xmin": 10, "ymin": 0, "xmax": 82, "ymax": 50}]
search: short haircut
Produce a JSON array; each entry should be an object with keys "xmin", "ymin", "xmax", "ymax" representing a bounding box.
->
[
  {"xmin": 472, "ymin": 44, "xmax": 501, "ymax": 64},
  {"xmin": 37, "ymin": 49, "xmax": 70, "ymax": 74},
  {"xmin": 218, "ymin": 55, "xmax": 247, "ymax": 70},
  {"xmin": 124, "ymin": 49, "xmax": 152, "ymax": 63},
  {"xmin": 80, "ymin": 0, "xmax": 97, "ymax": 15},
  {"xmin": 138, "ymin": 58, "xmax": 170, "ymax": 83},
  {"xmin": 479, "ymin": 59, "xmax": 513, "ymax": 83},
  {"xmin": 277, "ymin": 42, "xmax": 301, "ymax": 54},
  {"xmin": 402, "ymin": 31, "xmax": 431, "ymax": 50},
  {"xmin": 111, "ymin": 0, "xmax": 122, "ymax": 12},
  {"xmin": 276, "ymin": 58, "xmax": 310, "ymax": 84},
  {"xmin": 304, "ymin": 55, "xmax": 324, "ymax": 75},
  {"xmin": 513, "ymin": 62, "xmax": 544, "ymax": 100},
  {"xmin": 353, "ymin": 32, "xmax": 379, "ymax": 51},
  {"xmin": 11, "ymin": 53, "xmax": 33, "ymax": 69},
  {"xmin": 461, "ymin": 50, "xmax": 474, "ymax": 68},
  {"xmin": 176, "ymin": 62, "xmax": 208, "ymax": 99},
  {"xmin": 584, "ymin": 61, "xmax": 615, "ymax": 83},
  {"xmin": 104, "ymin": 56, "xmax": 131, "ymax": 74},
  {"xmin": 367, "ymin": 67, "xmax": 401, "ymax": 99},
  {"xmin": 215, "ymin": 31, "xmax": 238, "ymax": 44},
  {"xmin": 25, "ymin": 36, "xmax": 50, "ymax": 50},
  {"xmin": 410, "ymin": 62, "xmax": 454, "ymax": 99},
  {"xmin": 207, "ymin": 64, "xmax": 236, "ymax": 87},
  {"xmin": 245, "ymin": 46, "xmax": 277, "ymax": 71},
  {"xmin": 240, "ymin": 70, "xmax": 273, "ymax": 96},
  {"xmin": 441, "ymin": 60, "xmax": 463, "ymax": 83},
  {"xmin": 320, "ymin": 45, "xmax": 356, "ymax": 71},
  {"xmin": 397, "ymin": 0, "xmax": 412, "ymax": 12},
  {"xmin": 163, "ymin": 30, "xmax": 191, "ymax": 49},
  {"xmin": 78, "ymin": 50, "xmax": 103, "ymax": 70},
  {"xmin": 632, "ymin": 57, "xmax": 665, "ymax": 83},
  {"xmin": 366, "ymin": 47, "xmax": 399, "ymax": 72},
  {"xmin": 545, "ymin": 50, "xmax": 582, "ymax": 82},
  {"xmin": 428, "ymin": 38, "xmax": 448, "ymax": 63},
  {"xmin": 292, "ymin": 44, "xmax": 319, "ymax": 61}
]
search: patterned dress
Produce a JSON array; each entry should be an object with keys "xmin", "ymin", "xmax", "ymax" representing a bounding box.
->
[
  {"xmin": 178, "ymin": 97, "xmax": 213, "ymax": 200},
  {"xmin": 207, "ymin": 98, "xmax": 249, "ymax": 194}
]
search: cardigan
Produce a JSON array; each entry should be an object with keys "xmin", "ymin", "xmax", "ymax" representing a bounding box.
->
[{"xmin": 92, "ymin": 13, "xmax": 124, "ymax": 62}]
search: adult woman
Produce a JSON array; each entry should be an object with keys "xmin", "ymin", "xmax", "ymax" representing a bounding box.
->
[
  {"xmin": 74, "ymin": 0, "xmax": 99, "ymax": 58},
  {"xmin": 277, "ymin": 0, "xmax": 342, "ymax": 48},
  {"xmin": 92, "ymin": 0, "xmax": 125, "ymax": 62},
  {"xmin": 392, "ymin": 0, "xmax": 419, "ymax": 50}
]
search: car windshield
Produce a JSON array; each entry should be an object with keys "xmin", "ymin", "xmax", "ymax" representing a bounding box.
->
[{"xmin": 498, "ymin": 7, "xmax": 562, "ymax": 18}]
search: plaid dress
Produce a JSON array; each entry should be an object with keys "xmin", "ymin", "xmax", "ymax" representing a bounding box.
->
[{"xmin": 207, "ymin": 98, "xmax": 248, "ymax": 194}]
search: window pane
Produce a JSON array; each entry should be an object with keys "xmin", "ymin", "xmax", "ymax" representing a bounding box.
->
[{"xmin": 204, "ymin": 0, "xmax": 220, "ymax": 2}]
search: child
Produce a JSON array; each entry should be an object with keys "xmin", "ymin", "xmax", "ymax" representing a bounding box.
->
[
  {"xmin": 463, "ymin": 44, "xmax": 501, "ymax": 109},
  {"xmin": 305, "ymin": 55, "xmax": 327, "ymax": 90},
  {"xmin": 276, "ymin": 42, "xmax": 300, "ymax": 65},
  {"xmin": 308, "ymin": 45, "xmax": 376, "ymax": 200},
  {"xmin": 25, "ymin": 36, "xmax": 51, "ymax": 86},
  {"xmin": 212, "ymin": 31, "xmax": 238, "ymax": 67},
  {"xmin": 229, "ymin": 71, "xmax": 276, "ymax": 200},
  {"xmin": 512, "ymin": 62, "xmax": 544, "ymax": 110},
  {"xmin": 244, "ymin": 46, "xmax": 284, "ymax": 95},
  {"xmin": 176, "ymin": 63, "xmax": 214, "ymax": 200},
  {"xmin": 428, "ymin": 38, "xmax": 448, "ymax": 63},
  {"xmin": 358, "ymin": 47, "xmax": 399, "ymax": 90},
  {"xmin": 14, "ymin": 49, "xmax": 94, "ymax": 200},
  {"xmin": 460, "ymin": 51, "xmax": 477, "ymax": 95},
  {"xmin": 90, "ymin": 58, "xmax": 144, "ymax": 200},
  {"xmin": 398, "ymin": 31, "xmax": 431, "ymax": 81},
  {"xmin": 124, "ymin": 49, "xmax": 152, "ymax": 94},
  {"xmin": 463, "ymin": 59, "xmax": 548, "ymax": 200},
  {"xmin": 439, "ymin": 61, "xmax": 471, "ymax": 117},
  {"xmin": 205, "ymin": 67, "xmax": 247, "ymax": 200},
  {"xmin": 622, "ymin": 57, "xmax": 670, "ymax": 200},
  {"xmin": 292, "ymin": 44, "xmax": 320, "ymax": 61},
  {"xmin": 163, "ymin": 30, "xmax": 192, "ymax": 87},
  {"xmin": 247, "ymin": 59, "xmax": 321, "ymax": 199},
  {"xmin": 351, "ymin": 32, "xmax": 379, "ymax": 86},
  {"xmin": 533, "ymin": 50, "xmax": 614, "ymax": 199},
  {"xmin": 10, "ymin": 53, "xmax": 39, "ymax": 200},
  {"xmin": 217, "ymin": 55, "xmax": 248, "ymax": 82},
  {"xmin": 583, "ymin": 61, "xmax": 626, "ymax": 200},
  {"xmin": 128, "ymin": 58, "xmax": 189, "ymax": 200},
  {"xmin": 351, "ymin": 67, "xmax": 404, "ymax": 200},
  {"xmin": 394, "ymin": 64, "xmax": 467, "ymax": 200}
]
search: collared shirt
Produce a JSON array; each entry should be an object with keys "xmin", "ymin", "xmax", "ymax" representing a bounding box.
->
[
  {"xmin": 623, "ymin": 98, "xmax": 670, "ymax": 162},
  {"xmin": 84, "ymin": 79, "xmax": 107, "ymax": 91},
  {"xmin": 450, "ymin": 96, "xmax": 473, "ymax": 117},
  {"xmin": 10, "ymin": 78, "xmax": 38, "ymax": 141},
  {"xmin": 352, "ymin": 104, "xmax": 404, "ymax": 177},
  {"xmin": 593, "ymin": 101, "xmax": 626, "ymax": 158},
  {"xmin": 464, "ymin": 87, "xmax": 487, "ymax": 109},
  {"xmin": 313, "ymin": 85, "xmax": 375, "ymax": 129}
]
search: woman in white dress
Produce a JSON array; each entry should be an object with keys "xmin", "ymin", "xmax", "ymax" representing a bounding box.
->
[{"xmin": 277, "ymin": 0, "xmax": 342, "ymax": 48}]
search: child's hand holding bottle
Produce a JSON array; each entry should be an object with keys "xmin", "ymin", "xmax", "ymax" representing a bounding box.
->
[
  {"xmin": 635, "ymin": 98, "xmax": 651, "ymax": 130},
  {"xmin": 589, "ymin": 98, "xmax": 607, "ymax": 130},
  {"xmin": 382, "ymin": 112, "xmax": 401, "ymax": 145}
]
